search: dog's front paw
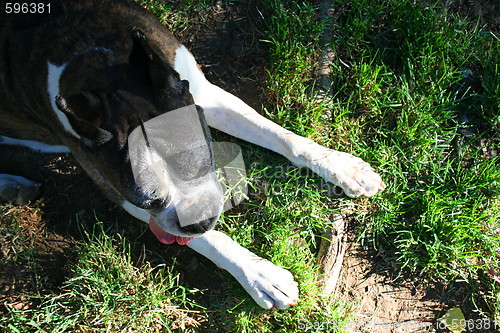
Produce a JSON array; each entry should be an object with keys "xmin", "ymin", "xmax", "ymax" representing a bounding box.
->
[
  {"xmin": 187, "ymin": 231, "xmax": 299, "ymax": 309},
  {"xmin": 309, "ymin": 150, "xmax": 386, "ymax": 198},
  {"xmin": 236, "ymin": 255, "xmax": 299, "ymax": 309}
]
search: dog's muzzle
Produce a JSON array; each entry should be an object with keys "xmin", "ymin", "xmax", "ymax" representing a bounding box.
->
[{"xmin": 128, "ymin": 105, "xmax": 223, "ymax": 241}]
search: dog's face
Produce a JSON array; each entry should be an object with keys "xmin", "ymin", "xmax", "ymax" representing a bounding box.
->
[{"xmin": 54, "ymin": 31, "xmax": 224, "ymax": 243}]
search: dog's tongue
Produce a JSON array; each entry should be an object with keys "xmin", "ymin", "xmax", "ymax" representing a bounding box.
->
[{"xmin": 149, "ymin": 217, "xmax": 194, "ymax": 245}]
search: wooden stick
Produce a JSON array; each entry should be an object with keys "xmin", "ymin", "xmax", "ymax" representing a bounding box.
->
[{"xmin": 317, "ymin": 213, "xmax": 346, "ymax": 295}]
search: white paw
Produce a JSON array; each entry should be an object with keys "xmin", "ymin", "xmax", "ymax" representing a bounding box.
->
[
  {"xmin": 235, "ymin": 255, "xmax": 299, "ymax": 309},
  {"xmin": 187, "ymin": 231, "xmax": 299, "ymax": 309},
  {"xmin": 0, "ymin": 174, "xmax": 41, "ymax": 205},
  {"xmin": 308, "ymin": 149, "xmax": 386, "ymax": 198}
]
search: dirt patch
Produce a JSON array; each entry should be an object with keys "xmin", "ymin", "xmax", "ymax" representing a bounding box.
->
[
  {"xmin": 0, "ymin": 204, "xmax": 74, "ymax": 310},
  {"xmin": 444, "ymin": 0, "xmax": 499, "ymax": 34},
  {"xmin": 337, "ymin": 238, "xmax": 498, "ymax": 333},
  {"xmin": 174, "ymin": 0, "xmax": 269, "ymax": 113},
  {"xmin": 338, "ymin": 242, "xmax": 443, "ymax": 332}
]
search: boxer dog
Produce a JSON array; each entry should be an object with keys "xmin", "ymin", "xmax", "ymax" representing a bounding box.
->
[{"xmin": 0, "ymin": 0, "xmax": 385, "ymax": 309}]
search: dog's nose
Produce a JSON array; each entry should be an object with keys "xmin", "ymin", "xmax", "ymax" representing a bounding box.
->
[{"xmin": 180, "ymin": 217, "xmax": 216, "ymax": 234}]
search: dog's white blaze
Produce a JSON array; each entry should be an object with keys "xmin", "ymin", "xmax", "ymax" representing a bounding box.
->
[
  {"xmin": 129, "ymin": 137, "xmax": 176, "ymax": 202},
  {"xmin": 121, "ymin": 200, "xmax": 150, "ymax": 223},
  {"xmin": 143, "ymin": 146, "xmax": 177, "ymax": 199},
  {"xmin": 0, "ymin": 136, "xmax": 70, "ymax": 153},
  {"xmin": 47, "ymin": 62, "xmax": 81, "ymax": 139}
]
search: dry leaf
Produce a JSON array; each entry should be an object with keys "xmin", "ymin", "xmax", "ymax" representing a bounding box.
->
[{"xmin": 439, "ymin": 307, "xmax": 466, "ymax": 333}]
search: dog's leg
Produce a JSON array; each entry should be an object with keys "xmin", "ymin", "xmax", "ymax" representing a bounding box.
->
[
  {"xmin": 0, "ymin": 136, "xmax": 70, "ymax": 204},
  {"xmin": 122, "ymin": 201, "xmax": 299, "ymax": 309},
  {"xmin": 0, "ymin": 136, "xmax": 70, "ymax": 154},
  {"xmin": 0, "ymin": 174, "xmax": 41, "ymax": 205},
  {"xmin": 174, "ymin": 46, "xmax": 385, "ymax": 198},
  {"xmin": 187, "ymin": 230, "xmax": 299, "ymax": 309}
]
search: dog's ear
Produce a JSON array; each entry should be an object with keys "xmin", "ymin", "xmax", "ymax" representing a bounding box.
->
[
  {"xmin": 129, "ymin": 30, "xmax": 152, "ymax": 84},
  {"xmin": 55, "ymin": 94, "xmax": 113, "ymax": 147},
  {"xmin": 129, "ymin": 30, "xmax": 191, "ymax": 107}
]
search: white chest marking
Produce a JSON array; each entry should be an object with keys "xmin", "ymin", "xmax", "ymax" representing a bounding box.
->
[{"xmin": 47, "ymin": 62, "xmax": 81, "ymax": 139}]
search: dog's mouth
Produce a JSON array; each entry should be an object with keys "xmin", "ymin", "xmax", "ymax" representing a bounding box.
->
[{"xmin": 148, "ymin": 216, "xmax": 195, "ymax": 245}]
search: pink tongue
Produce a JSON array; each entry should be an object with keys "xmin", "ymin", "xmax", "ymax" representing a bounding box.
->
[{"xmin": 149, "ymin": 217, "xmax": 194, "ymax": 245}]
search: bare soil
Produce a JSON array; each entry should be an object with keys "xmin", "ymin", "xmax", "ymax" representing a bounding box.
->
[
  {"xmin": 337, "ymin": 239, "xmax": 493, "ymax": 333},
  {"xmin": 0, "ymin": 1, "xmax": 498, "ymax": 332}
]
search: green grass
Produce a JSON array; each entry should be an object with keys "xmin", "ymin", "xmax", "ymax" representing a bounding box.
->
[
  {"xmin": 1, "ymin": 0, "xmax": 499, "ymax": 331},
  {"xmin": 332, "ymin": 0, "xmax": 499, "ymax": 265},
  {"xmin": 262, "ymin": 1, "xmax": 326, "ymax": 138},
  {"xmin": 136, "ymin": 0, "xmax": 209, "ymax": 34},
  {"xmin": 1, "ymin": 222, "xmax": 200, "ymax": 332},
  {"xmin": 214, "ymin": 153, "xmax": 353, "ymax": 332},
  {"xmin": 327, "ymin": 0, "xmax": 500, "ymax": 320},
  {"xmin": 247, "ymin": 0, "xmax": 500, "ymax": 326}
]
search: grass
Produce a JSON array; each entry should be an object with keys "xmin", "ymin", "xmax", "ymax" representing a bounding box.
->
[
  {"xmin": 1, "ymin": 218, "xmax": 200, "ymax": 332},
  {"xmin": 1, "ymin": 0, "xmax": 499, "ymax": 331},
  {"xmin": 236, "ymin": 0, "xmax": 500, "ymax": 326},
  {"xmin": 137, "ymin": 0, "xmax": 209, "ymax": 34},
  {"xmin": 326, "ymin": 0, "xmax": 500, "ymax": 306}
]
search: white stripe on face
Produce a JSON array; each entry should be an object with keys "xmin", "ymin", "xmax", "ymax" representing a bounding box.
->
[{"xmin": 47, "ymin": 61, "xmax": 81, "ymax": 138}]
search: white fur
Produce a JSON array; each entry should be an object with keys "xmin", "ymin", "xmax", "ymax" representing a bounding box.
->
[
  {"xmin": 0, "ymin": 136, "xmax": 70, "ymax": 153},
  {"xmin": 174, "ymin": 45, "xmax": 209, "ymax": 104},
  {"xmin": 187, "ymin": 230, "xmax": 299, "ymax": 309},
  {"xmin": 0, "ymin": 174, "xmax": 40, "ymax": 205},
  {"xmin": 140, "ymin": 145, "xmax": 176, "ymax": 200},
  {"xmin": 121, "ymin": 200, "xmax": 150, "ymax": 223},
  {"xmin": 47, "ymin": 62, "xmax": 81, "ymax": 139}
]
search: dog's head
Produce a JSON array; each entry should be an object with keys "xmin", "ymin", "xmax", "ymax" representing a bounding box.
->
[{"xmin": 53, "ymin": 30, "xmax": 223, "ymax": 244}]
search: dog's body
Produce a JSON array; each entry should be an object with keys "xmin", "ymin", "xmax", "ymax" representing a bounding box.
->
[{"xmin": 0, "ymin": 0, "xmax": 385, "ymax": 309}]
